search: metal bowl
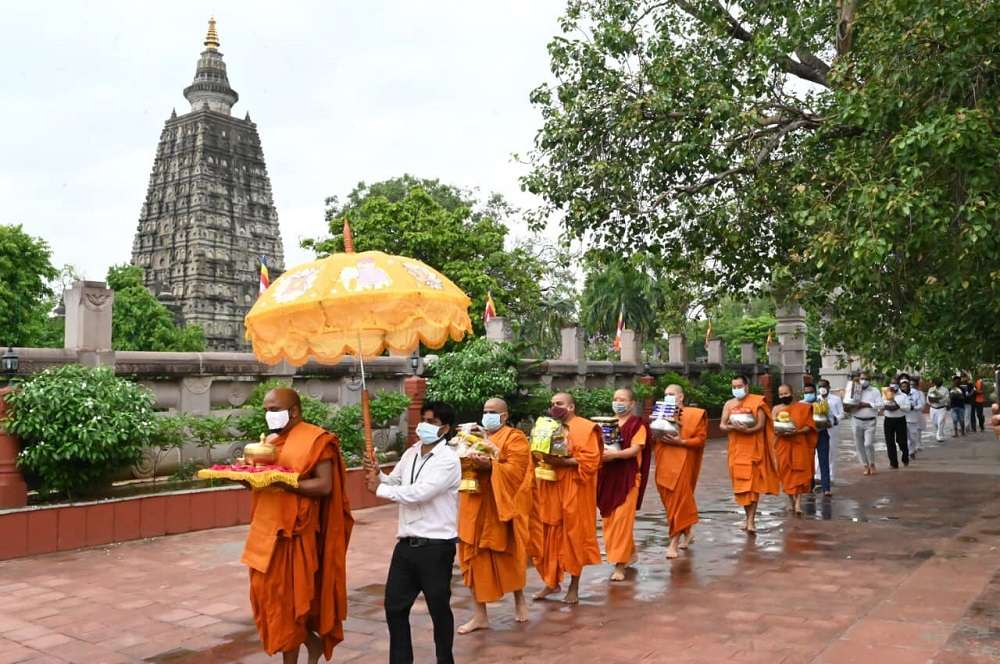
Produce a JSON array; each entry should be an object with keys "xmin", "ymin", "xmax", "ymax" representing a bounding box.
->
[
  {"xmin": 729, "ymin": 413, "xmax": 756, "ymax": 427},
  {"xmin": 650, "ymin": 418, "xmax": 679, "ymax": 435},
  {"xmin": 774, "ymin": 421, "xmax": 797, "ymax": 433},
  {"xmin": 243, "ymin": 442, "xmax": 277, "ymax": 466}
]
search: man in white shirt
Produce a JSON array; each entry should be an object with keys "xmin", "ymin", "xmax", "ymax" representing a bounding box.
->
[
  {"xmin": 882, "ymin": 379, "xmax": 912, "ymax": 469},
  {"xmin": 926, "ymin": 377, "xmax": 950, "ymax": 442},
  {"xmin": 366, "ymin": 401, "xmax": 462, "ymax": 664},
  {"xmin": 899, "ymin": 375, "xmax": 926, "ymax": 459},
  {"xmin": 814, "ymin": 378, "xmax": 844, "ymax": 494},
  {"xmin": 849, "ymin": 371, "xmax": 884, "ymax": 475}
]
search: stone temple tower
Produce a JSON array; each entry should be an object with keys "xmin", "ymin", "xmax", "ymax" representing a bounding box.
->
[{"xmin": 131, "ymin": 18, "xmax": 285, "ymax": 350}]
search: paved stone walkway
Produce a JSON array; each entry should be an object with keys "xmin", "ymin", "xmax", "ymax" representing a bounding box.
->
[{"xmin": 2, "ymin": 425, "xmax": 1000, "ymax": 663}]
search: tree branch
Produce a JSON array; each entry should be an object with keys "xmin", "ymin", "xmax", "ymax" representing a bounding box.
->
[{"xmin": 837, "ymin": 0, "xmax": 857, "ymax": 57}]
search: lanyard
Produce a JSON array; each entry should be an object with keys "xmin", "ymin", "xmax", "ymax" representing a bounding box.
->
[{"xmin": 410, "ymin": 444, "xmax": 438, "ymax": 484}]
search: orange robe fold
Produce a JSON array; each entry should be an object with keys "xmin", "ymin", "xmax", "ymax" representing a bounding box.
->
[
  {"xmin": 458, "ymin": 425, "xmax": 533, "ymax": 603},
  {"xmin": 530, "ymin": 415, "xmax": 602, "ymax": 588},
  {"xmin": 726, "ymin": 394, "xmax": 780, "ymax": 506},
  {"xmin": 773, "ymin": 402, "xmax": 818, "ymax": 496},
  {"xmin": 654, "ymin": 407, "xmax": 707, "ymax": 536},
  {"xmin": 600, "ymin": 424, "xmax": 646, "ymax": 564},
  {"xmin": 241, "ymin": 422, "xmax": 354, "ymax": 658}
]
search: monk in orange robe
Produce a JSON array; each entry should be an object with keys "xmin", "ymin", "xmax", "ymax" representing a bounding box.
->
[
  {"xmin": 457, "ymin": 398, "xmax": 533, "ymax": 634},
  {"xmin": 652, "ymin": 384, "xmax": 707, "ymax": 559},
  {"xmin": 531, "ymin": 392, "xmax": 602, "ymax": 604},
  {"xmin": 719, "ymin": 375, "xmax": 779, "ymax": 534},
  {"xmin": 597, "ymin": 388, "xmax": 650, "ymax": 581},
  {"xmin": 240, "ymin": 388, "xmax": 353, "ymax": 664},
  {"xmin": 772, "ymin": 383, "xmax": 819, "ymax": 515}
]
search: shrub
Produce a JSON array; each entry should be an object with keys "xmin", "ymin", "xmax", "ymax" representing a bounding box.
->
[
  {"xmin": 426, "ymin": 338, "xmax": 520, "ymax": 416},
  {"xmin": 327, "ymin": 391, "xmax": 410, "ymax": 466},
  {"xmin": 146, "ymin": 414, "xmax": 189, "ymax": 480},
  {"xmin": 235, "ymin": 379, "xmax": 332, "ymax": 440},
  {"xmin": 569, "ymin": 386, "xmax": 615, "ymax": 419},
  {"xmin": 5, "ymin": 365, "xmax": 156, "ymax": 497},
  {"xmin": 186, "ymin": 414, "xmax": 233, "ymax": 465}
]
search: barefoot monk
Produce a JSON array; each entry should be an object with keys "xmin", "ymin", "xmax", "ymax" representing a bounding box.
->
[{"xmin": 772, "ymin": 384, "xmax": 818, "ymax": 515}]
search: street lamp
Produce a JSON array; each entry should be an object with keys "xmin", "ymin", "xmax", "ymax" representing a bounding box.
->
[
  {"xmin": 1, "ymin": 346, "xmax": 18, "ymax": 377},
  {"xmin": 409, "ymin": 351, "xmax": 421, "ymax": 376}
]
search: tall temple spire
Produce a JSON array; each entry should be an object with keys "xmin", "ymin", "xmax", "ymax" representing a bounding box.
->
[
  {"xmin": 204, "ymin": 17, "xmax": 220, "ymax": 50},
  {"xmin": 183, "ymin": 17, "xmax": 239, "ymax": 114}
]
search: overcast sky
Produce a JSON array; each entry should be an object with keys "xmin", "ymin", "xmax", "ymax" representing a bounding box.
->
[{"xmin": 1, "ymin": 1, "xmax": 565, "ymax": 280}]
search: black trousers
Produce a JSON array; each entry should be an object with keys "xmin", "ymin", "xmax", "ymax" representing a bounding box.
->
[
  {"xmin": 884, "ymin": 416, "xmax": 909, "ymax": 467},
  {"xmin": 971, "ymin": 404, "xmax": 985, "ymax": 431},
  {"xmin": 385, "ymin": 538, "xmax": 456, "ymax": 664}
]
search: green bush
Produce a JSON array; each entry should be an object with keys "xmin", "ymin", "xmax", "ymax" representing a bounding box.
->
[
  {"xmin": 569, "ymin": 386, "xmax": 615, "ymax": 419},
  {"xmin": 235, "ymin": 379, "xmax": 332, "ymax": 440},
  {"xmin": 5, "ymin": 365, "xmax": 156, "ymax": 497},
  {"xmin": 426, "ymin": 337, "xmax": 520, "ymax": 416},
  {"xmin": 326, "ymin": 391, "xmax": 410, "ymax": 466}
]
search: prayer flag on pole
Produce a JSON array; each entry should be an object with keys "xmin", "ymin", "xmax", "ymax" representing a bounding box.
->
[
  {"xmin": 766, "ymin": 329, "xmax": 774, "ymax": 346},
  {"xmin": 613, "ymin": 306, "xmax": 624, "ymax": 352},
  {"xmin": 704, "ymin": 319, "xmax": 713, "ymax": 350},
  {"xmin": 483, "ymin": 292, "xmax": 497, "ymax": 323},
  {"xmin": 259, "ymin": 257, "xmax": 270, "ymax": 296}
]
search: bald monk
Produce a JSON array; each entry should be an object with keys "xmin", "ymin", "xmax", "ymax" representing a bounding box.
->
[
  {"xmin": 597, "ymin": 388, "xmax": 650, "ymax": 581},
  {"xmin": 530, "ymin": 392, "xmax": 602, "ymax": 604},
  {"xmin": 773, "ymin": 383, "xmax": 819, "ymax": 515},
  {"xmin": 719, "ymin": 375, "xmax": 779, "ymax": 534},
  {"xmin": 653, "ymin": 384, "xmax": 707, "ymax": 559},
  {"xmin": 240, "ymin": 388, "xmax": 353, "ymax": 664},
  {"xmin": 457, "ymin": 398, "xmax": 533, "ymax": 634}
]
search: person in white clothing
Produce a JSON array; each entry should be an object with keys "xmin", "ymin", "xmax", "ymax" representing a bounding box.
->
[
  {"xmin": 814, "ymin": 378, "xmax": 844, "ymax": 489},
  {"xmin": 882, "ymin": 380, "xmax": 912, "ymax": 469},
  {"xmin": 847, "ymin": 371, "xmax": 884, "ymax": 475},
  {"xmin": 926, "ymin": 378, "xmax": 950, "ymax": 442},
  {"xmin": 366, "ymin": 401, "xmax": 462, "ymax": 664},
  {"xmin": 899, "ymin": 375, "xmax": 926, "ymax": 459}
]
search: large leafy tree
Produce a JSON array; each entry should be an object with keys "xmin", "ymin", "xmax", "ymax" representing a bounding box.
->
[
  {"xmin": 524, "ymin": 0, "xmax": 999, "ymax": 369},
  {"xmin": 0, "ymin": 224, "xmax": 58, "ymax": 347},
  {"xmin": 302, "ymin": 175, "xmax": 547, "ymax": 335},
  {"xmin": 106, "ymin": 265, "xmax": 205, "ymax": 352}
]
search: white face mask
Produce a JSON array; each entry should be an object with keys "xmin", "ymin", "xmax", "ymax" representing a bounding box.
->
[
  {"xmin": 416, "ymin": 421, "xmax": 443, "ymax": 444},
  {"xmin": 819, "ymin": 387, "xmax": 829, "ymax": 396},
  {"xmin": 265, "ymin": 409, "xmax": 290, "ymax": 432}
]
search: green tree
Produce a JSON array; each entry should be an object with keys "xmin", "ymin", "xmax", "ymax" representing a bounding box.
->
[
  {"xmin": 524, "ymin": 0, "xmax": 1000, "ymax": 369},
  {"xmin": 302, "ymin": 175, "xmax": 547, "ymax": 334},
  {"xmin": 106, "ymin": 265, "xmax": 206, "ymax": 352},
  {"xmin": 0, "ymin": 224, "xmax": 58, "ymax": 347}
]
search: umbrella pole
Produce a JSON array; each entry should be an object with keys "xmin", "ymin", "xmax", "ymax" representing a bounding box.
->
[{"xmin": 358, "ymin": 340, "xmax": 376, "ymax": 463}]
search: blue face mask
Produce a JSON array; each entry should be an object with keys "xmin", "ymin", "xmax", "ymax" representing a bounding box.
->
[
  {"xmin": 481, "ymin": 412, "xmax": 503, "ymax": 432},
  {"xmin": 804, "ymin": 393, "xmax": 817, "ymax": 403},
  {"xmin": 732, "ymin": 387, "xmax": 747, "ymax": 399},
  {"xmin": 611, "ymin": 402, "xmax": 630, "ymax": 415},
  {"xmin": 416, "ymin": 421, "xmax": 443, "ymax": 444}
]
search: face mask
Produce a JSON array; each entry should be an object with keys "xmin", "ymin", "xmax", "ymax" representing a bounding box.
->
[
  {"xmin": 819, "ymin": 387, "xmax": 829, "ymax": 396},
  {"xmin": 663, "ymin": 394, "xmax": 677, "ymax": 406},
  {"xmin": 860, "ymin": 379, "xmax": 870, "ymax": 388},
  {"xmin": 732, "ymin": 388, "xmax": 747, "ymax": 399},
  {"xmin": 901, "ymin": 385, "xmax": 910, "ymax": 393},
  {"xmin": 548, "ymin": 405, "xmax": 568, "ymax": 420},
  {"xmin": 481, "ymin": 412, "xmax": 503, "ymax": 432},
  {"xmin": 611, "ymin": 402, "xmax": 630, "ymax": 415},
  {"xmin": 265, "ymin": 409, "xmax": 290, "ymax": 432},
  {"xmin": 804, "ymin": 393, "xmax": 817, "ymax": 403},
  {"xmin": 416, "ymin": 421, "xmax": 443, "ymax": 444},
  {"xmin": 778, "ymin": 395, "xmax": 793, "ymax": 405}
]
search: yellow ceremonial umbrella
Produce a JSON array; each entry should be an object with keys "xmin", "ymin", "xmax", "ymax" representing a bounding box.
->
[{"xmin": 245, "ymin": 222, "xmax": 473, "ymax": 457}]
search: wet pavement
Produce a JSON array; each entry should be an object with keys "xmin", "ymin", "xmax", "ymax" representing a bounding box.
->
[{"xmin": 2, "ymin": 423, "xmax": 1000, "ymax": 663}]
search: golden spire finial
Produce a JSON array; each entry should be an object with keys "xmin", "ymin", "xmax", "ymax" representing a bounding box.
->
[{"xmin": 204, "ymin": 17, "xmax": 220, "ymax": 50}]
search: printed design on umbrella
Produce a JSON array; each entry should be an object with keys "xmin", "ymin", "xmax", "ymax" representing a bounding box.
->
[
  {"xmin": 272, "ymin": 267, "xmax": 319, "ymax": 303},
  {"xmin": 402, "ymin": 261, "xmax": 443, "ymax": 289},
  {"xmin": 339, "ymin": 258, "xmax": 392, "ymax": 292}
]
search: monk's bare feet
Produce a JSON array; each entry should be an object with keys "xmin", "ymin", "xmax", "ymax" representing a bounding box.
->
[
  {"xmin": 666, "ymin": 541, "xmax": 680, "ymax": 559},
  {"xmin": 458, "ymin": 617, "xmax": 490, "ymax": 635},
  {"xmin": 679, "ymin": 530, "xmax": 694, "ymax": 550},
  {"xmin": 739, "ymin": 519, "xmax": 749, "ymax": 531},
  {"xmin": 610, "ymin": 563, "xmax": 627, "ymax": 581},
  {"xmin": 746, "ymin": 520, "xmax": 757, "ymax": 535},
  {"xmin": 533, "ymin": 585, "xmax": 561, "ymax": 601},
  {"xmin": 305, "ymin": 631, "xmax": 323, "ymax": 664},
  {"xmin": 514, "ymin": 592, "xmax": 529, "ymax": 622},
  {"xmin": 794, "ymin": 496, "xmax": 803, "ymax": 515},
  {"xmin": 561, "ymin": 588, "xmax": 579, "ymax": 604}
]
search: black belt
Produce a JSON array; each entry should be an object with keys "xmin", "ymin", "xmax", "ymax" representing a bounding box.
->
[
  {"xmin": 854, "ymin": 416, "xmax": 876, "ymax": 421},
  {"xmin": 398, "ymin": 536, "xmax": 457, "ymax": 547},
  {"xmin": 930, "ymin": 405, "xmax": 945, "ymax": 409}
]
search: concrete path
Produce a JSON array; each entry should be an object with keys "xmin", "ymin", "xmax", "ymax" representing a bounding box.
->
[{"xmin": 1, "ymin": 425, "xmax": 999, "ymax": 663}]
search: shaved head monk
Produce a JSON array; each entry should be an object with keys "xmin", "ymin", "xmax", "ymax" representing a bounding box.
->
[
  {"xmin": 457, "ymin": 398, "xmax": 533, "ymax": 634},
  {"xmin": 597, "ymin": 388, "xmax": 651, "ymax": 581},
  {"xmin": 772, "ymin": 384, "xmax": 819, "ymax": 515},
  {"xmin": 653, "ymin": 384, "xmax": 707, "ymax": 559},
  {"xmin": 241, "ymin": 387, "xmax": 353, "ymax": 664},
  {"xmin": 530, "ymin": 392, "xmax": 602, "ymax": 604},
  {"xmin": 719, "ymin": 376, "xmax": 779, "ymax": 534}
]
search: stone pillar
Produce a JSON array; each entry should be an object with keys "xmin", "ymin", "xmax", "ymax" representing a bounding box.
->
[
  {"xmin": 758, "ymin": 373, "xmax": 774, "ymax": 408},
  {"xmin": 707, "ymin": 338, "xmax": 726, "ymax": 365},
  {"xmin": 560, "ymin": 327, "xmax": 584, "ymax": 363},
  {"xmin": 668, "ymin": 334, "xmax": 687, "ymax": 365},
  {"xmin": 776, "ymin": 303, "xmax": 807, "ymax": 391},
  {"xmin": 485, "ymin": 317, "xmax": 513, "ymax": 343},
  {"xmin": 403, "ymin": 376, "xmax": 427, "ymax": 446},
  {"xmin": 767, "ymin": 340, "xmax": 782, "ymax": 367},
  {"xmin": 619, "ymin": 329, "xmax": 640, "ymax": 365},
  {"xmin": 0, "ymin": 388, "xmax": 27, "ymax": 508},
  {"xmin": 638, "ymin": 375, "xmax": 656, "ymax": 419},
  {"xmin": 820, "ymin": 347, "xmax": 852, "ymax": 391},
  {"xmin": 179, "ymin": 376, "xmax": 213, "ymax": 414},
  {"xmin": 740, "ymin": 343, "xmax": 757, "ymax": 366},
  {"xmin": 64, "ymin": 281, "xmax": 115, "ymax": 367}
]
